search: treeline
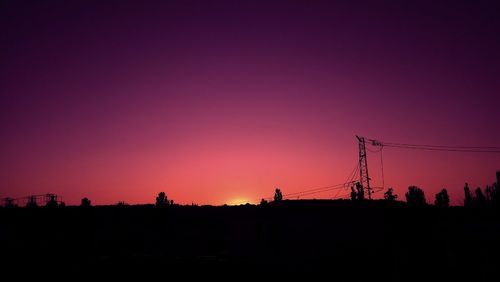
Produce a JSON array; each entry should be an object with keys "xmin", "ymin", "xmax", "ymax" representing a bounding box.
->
[
  {"xmin": 361, "ymin": 171, "xmax": 500, "ymax": 208},
  {"xmin": 2, "ymin": 171, "xmax": 499, "ymax": 209}
]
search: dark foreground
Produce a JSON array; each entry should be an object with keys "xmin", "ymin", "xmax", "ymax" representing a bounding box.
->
[{"xmin": 1, "ymin": 200, "xmax": 500, "ymax": 280}]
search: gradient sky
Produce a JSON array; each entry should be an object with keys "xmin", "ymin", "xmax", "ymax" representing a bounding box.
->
[{"xmin": 1, "ymin": 0, "xmax": 499, "ymax": 205}]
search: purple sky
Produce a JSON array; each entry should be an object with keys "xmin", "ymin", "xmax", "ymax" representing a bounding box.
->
[{"xmin": 1, "ymin": 0, "xmax": 499, "ymax": 205}]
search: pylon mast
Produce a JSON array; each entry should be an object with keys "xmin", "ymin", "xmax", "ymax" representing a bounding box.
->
[{"xmin": 356, "ymin": 135, "xmax": 372, "ymax": 199}]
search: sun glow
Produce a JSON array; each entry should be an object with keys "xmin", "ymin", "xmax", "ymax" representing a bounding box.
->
[{"xmin": 227, "ymin": 198, "xmax": 251, "ymax": 206}]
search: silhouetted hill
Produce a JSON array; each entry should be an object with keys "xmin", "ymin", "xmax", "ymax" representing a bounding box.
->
[{"xmin": 1, "ymin": 200, "xmax": 500, "ymax": 280}]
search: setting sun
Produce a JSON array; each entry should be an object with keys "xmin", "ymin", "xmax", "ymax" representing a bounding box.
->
[{"xmin": 227, "ymin": 198, "xmax": 252, "ymax": 206}]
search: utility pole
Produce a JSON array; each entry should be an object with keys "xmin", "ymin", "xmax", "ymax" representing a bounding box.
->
[{"xmin": 356, "ymin": 135, "xmax": 372, "ymax": 199}]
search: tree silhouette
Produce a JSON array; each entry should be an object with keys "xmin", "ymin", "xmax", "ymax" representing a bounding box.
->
[
  {"xmin": 356, "ymin": 182, "xmax": 364, "ymax": 201},
  {"xmin": 485, "ymin": 185, "xmax": 494, "ymax": 202},
  {"xmin": 274, "ymin": 188, "xmax": 283, "ymax": 202},
  {"xmin": 485, "ymin": 183, "xmax": 500, "ymax": 208},
  {"xmin": 350, "ymin": 186, "xmax": 357, "ymax": 201},
  {"xmin": 384, "ymin": 188, "xmax": 397, "ymax": 201},
  {"xmin": 497, "ymin": 170, "xmax": 500, "ymax": 190},
  {"xmin": 260, "ymin": 198, "xmax": 269, "ymax": 205},
  {"xmin": 26, "ymin": 196, "xmax": 38, "ymax": 208},
  {"xmin": 494, "ymin": 176, "xmax": 500, "ymax": 208},
  {"xmin": 45, "ymin": 194, "xmax": 58, "ymax": 208},
  {"xmin": 156, "ymin": 192, "xmax": 169, "ymax": 207},
  {"xmin": 464, "ymin": 183, "xmax": 473, "ymax": 207},
  {"xmin": 434, "ymin": 189, "xmax": 449, "ymax": 208},
  {"xmin": 81, "ymin": 197, "xmax": 92, "ymax": 207},
  {"xmin": 4, "ymin": 197, "xmax": 16, "ymax": 208},
  {"xmin": 475, "ymin": 187, "xmax": 485, "ymax": 207},
  {"xmin": 493, "ymin": 182, "xmax": 500, "ymax": 207},
  {"xmin": 405, "ymin": 186, "xmax": 426, "ymax": 206}
]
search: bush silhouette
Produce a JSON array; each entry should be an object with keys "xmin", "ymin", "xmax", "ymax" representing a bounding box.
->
[
  {"xmin": 81, "ymin": 197, "xmax": 92, "ymax": 207},
  {"xmin": 405, "ymin": 186, "xmax": 426, "ymax": 206},
  {"xmin": 384, "ymin": 188, "xmax": 397, "ymax": 201}
]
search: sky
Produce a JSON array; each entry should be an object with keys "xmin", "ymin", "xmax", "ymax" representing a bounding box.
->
[{"xmin": 1, "ymin": 0, "xmax": 499, "ymax": 206}]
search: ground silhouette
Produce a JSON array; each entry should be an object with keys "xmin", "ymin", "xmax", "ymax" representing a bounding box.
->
[{"xmin": 1, "ymin": 198, "xmax": 500, "ymax": 280}]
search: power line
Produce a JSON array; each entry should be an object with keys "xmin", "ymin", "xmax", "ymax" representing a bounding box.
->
[
  {"xmin": 382, "ymin": 141, "xmax": 500, "ymax": 150},
  {"xmin": 286, "ymin": 185, "xmax": 349, "ymax": 198},
  {"xmin": 331, "ymin": 191, "xmax": 351, "ymax": 200},
  {"xmin": 366, "ymin": 138, "xmax": 500, "ymax": 153},
  {"xmin": 383, "ymin": 144, "xmax": 500, "ymax": 153},
  {"xmin": 333, "ymin": 162, "xmax": 359, "ymax": 199},
  {"xmin": 283, "ymin": 183, "xmax": 347, "ymax": 197}
]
